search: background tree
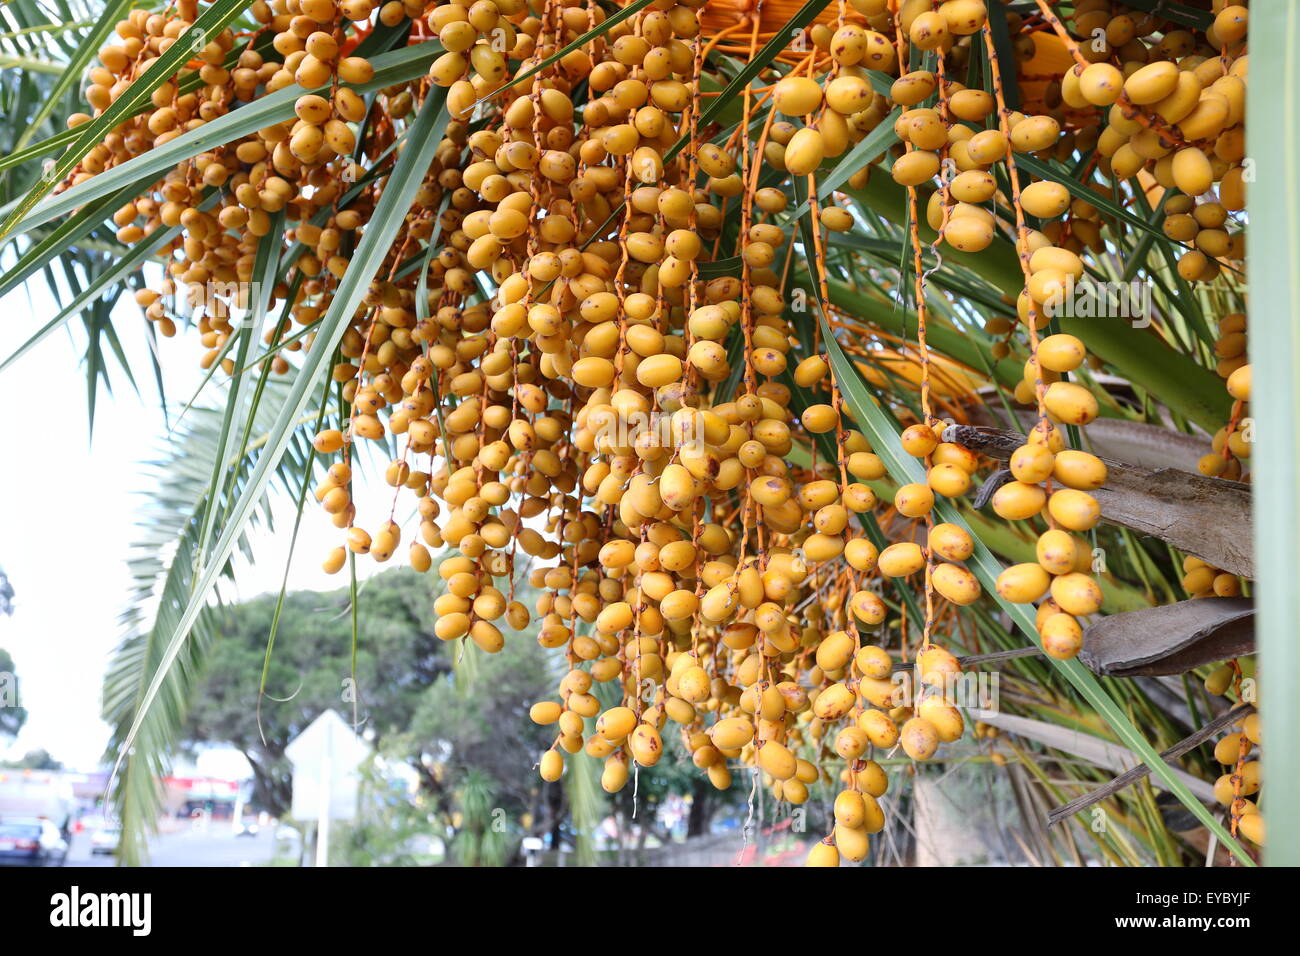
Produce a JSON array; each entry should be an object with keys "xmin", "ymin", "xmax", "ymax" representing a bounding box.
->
[
  {"xmin": 183, "ymin": 567, "xmax": 449, "ymax": 815},
  {"xmin": 1, "ymin": 748, "xmax": 62, "ymax": 771},
  {"xmin": 0, "ymin": 647, "xmax": 27, "ymax": 741},
  {"xmin": 447, "ymin": 769, "xmax": 515, "ymax": 866},
  {"xmin": 0, "ymin": 571, "xmax": 24, "ymax": 740},
  {"xmin": 0, "ymin": 566, "xmax": 14, "ymax": 617},
  {"xmin": 406, "ymin": 631, "xmax": 553, "ymax": 812},
  {"xmin": 185, "ymin": 568, "xmax": 612, "ymax": 863},
  {"xmin": 333, "ymin": 757, "xmax": 441, "ymax": 867}
]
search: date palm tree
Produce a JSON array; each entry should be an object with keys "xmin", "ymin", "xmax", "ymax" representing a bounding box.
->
[{"xmin": 0, "ymin": 0, "xmax": 1293, "ymax": 865}]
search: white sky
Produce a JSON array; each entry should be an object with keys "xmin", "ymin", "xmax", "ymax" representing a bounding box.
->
[{"xmin": 0, "ymin": 271, "xmax": 389, "ymax": 774}]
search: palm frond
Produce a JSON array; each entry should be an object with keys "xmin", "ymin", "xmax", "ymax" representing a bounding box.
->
[{"xmin": 102, "ymin": 379, "xmax": 319, "ymax": 864}]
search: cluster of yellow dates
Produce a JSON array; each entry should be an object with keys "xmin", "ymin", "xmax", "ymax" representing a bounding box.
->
[
  {"xmin": 1204, "ymin": 666, "xmax": 1263, "ymax": 847},
  {"xmin": 67, "ymin": 0, "xmax": 1255, "ymax": 863}
]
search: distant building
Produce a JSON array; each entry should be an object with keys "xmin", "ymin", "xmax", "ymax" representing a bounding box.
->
[{"xmin": 163, "ymin": 775, "xmax": 240, "ymax": 820}]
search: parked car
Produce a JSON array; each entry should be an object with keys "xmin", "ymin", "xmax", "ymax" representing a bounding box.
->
[
  {"xmin": 89, "ymin": 821, "xmax": 121, "ymax": 856},
  {"xmin": 0, "ymin": 819, "xmax": 68, "ymax": 866}
]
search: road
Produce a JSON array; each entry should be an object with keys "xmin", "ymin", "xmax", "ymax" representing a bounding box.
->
[{"xmin": 64, "ymin": 825, "xmax": 288, "ymax": 867}]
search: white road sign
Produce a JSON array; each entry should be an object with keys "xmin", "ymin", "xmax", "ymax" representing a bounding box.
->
[{"xmin": 285, "ymin": 710, "xmax": 371, "ymax": 866}]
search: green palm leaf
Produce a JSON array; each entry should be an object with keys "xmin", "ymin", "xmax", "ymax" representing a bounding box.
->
[
  {"xmin": 106, "ymin": 86, "xmax": 452, "ymax": 794},
  {"xmin": 0, "ymin": 0, "xmax": 254, "ymax": 243},
  {"xmin": 103, "ymin": 379, "xmax": 319, "ymax": 864}
]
